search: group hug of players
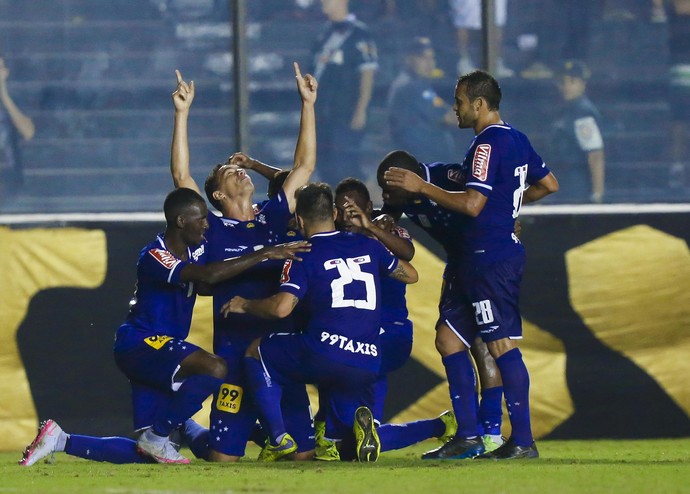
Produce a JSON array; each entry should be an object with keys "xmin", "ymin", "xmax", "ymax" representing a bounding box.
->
[{"xmin": 19, "ymin": 61, "xmax": 558, "ymax": 466}]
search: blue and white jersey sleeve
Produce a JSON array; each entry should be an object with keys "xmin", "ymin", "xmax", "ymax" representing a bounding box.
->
[
  {"xmin": 139, "ymin": 246, "xmax": 189, "ymax": 286},
  {"xmin": 278, "ymin": 258, "xmax": 307, "ymax": 300},
  {"xmin": 525, "ymin": 144, "xmax": 551, "ymax": 186},
  {"xmin": 464, "ymin": 136, "xmax": 499, "ymax": 196}
]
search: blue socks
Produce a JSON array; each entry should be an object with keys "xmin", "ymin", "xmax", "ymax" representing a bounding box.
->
[
  {"xmin": 496, "ymin": 348, "xmax": 533, "ymax": 446},
  {"xmin": 443, "ymin": 351, "xmax": 480, "ymax": 438},
  {"xmin": 244, "ymin": 356, "xmax": 286, "ymax": 445},
  {"xmin": 65, "ymin": 435, "xmax": 149, "ymax": 464},
  {"xmin": 153, "ymin": 374, "xmax": 223, "ymax": 436},
  {"xmin": 378, "ymin": 418, "xmax": 445, "ymax": 451},
  {"xmin": 180, "ymin": 419, "xmax": 210, "ymax": 460},
  {"xmin": 479, "ymin": 386, "xmax": 504, "ymax": 436}
]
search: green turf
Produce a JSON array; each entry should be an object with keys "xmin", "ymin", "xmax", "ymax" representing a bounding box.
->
[{"xmin": 3, "ymin": 439, "xmax": 689, "ymax": 494}]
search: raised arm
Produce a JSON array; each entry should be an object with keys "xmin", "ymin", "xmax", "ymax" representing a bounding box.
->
[
  {"xmin": 0, "ymin": 59, "xmax": 35, "ymax": 140},
  {"xmin": 282, "ymin": 62, "xmax": 318, "ymax": 212},
  {"xmin": 170, "ymin": 69, "xmax": 201, "ymax": 194}
]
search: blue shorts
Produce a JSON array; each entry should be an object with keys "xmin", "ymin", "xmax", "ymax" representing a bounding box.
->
[
  {"xmin": 439, "ymin": 255, "xmax": 525, "ymax": 346},
  {"xmin": 208, "ymin": 340, "xmax": 314, "ymax": 456},
  {"xmin": 114, "ymin": 326, "xmax": 200, "ymax": 391},
  {"xmin": 379, "ymin": 319, "xmax": 413, "ymax": 375},
  {"xmin": 259, "ymin": 333, "xmax": 377, "ymax": 441}
]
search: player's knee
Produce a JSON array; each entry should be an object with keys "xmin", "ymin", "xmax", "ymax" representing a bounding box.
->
[
  {"xmin": 208, "ymin": 450, "xmax": 240, "ymax": 462},
  {"xmin": 292, "ymin": 450, "xmax": 315, "ymax": 461},
  {"xmin": 434, "ymin": 331, "xmax": 465, "ymax": 357},
  {"xmin": 486, "ymin": 338, "xmax": 517, "ymax": 360},
  {"xmin": 245, "ymin": 338, "xmax": 262, "ymax": 360},
  {"xmin": 206, "ymin": 354, "xmax": 228, "ymax": 380}
]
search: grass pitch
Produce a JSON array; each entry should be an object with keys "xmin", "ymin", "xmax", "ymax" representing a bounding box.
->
[{"xmin": 2, "ymin": 439, "xmax": 689, "ymax": 494}]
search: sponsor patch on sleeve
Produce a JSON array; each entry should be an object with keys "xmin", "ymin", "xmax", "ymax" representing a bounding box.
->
[
  {"xmin": 280, "ymin": 259, "xmax": 293, "ymax": 284},
  {"xmin": 472, "ymin": 144, "xmax": 491, "ymax": 181},
  {"xmin": 394, "ymin": 226, "xmax": 411, "ymax": 240},
  {"xmin": 148, "ymin": 249, "xmax": 179, "ymax": 270}
]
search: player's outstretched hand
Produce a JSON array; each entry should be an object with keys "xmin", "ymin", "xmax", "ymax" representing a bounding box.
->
[
  {"xmin": 384, "ymin": 167, "xmax": 426, "ymax": 194},
  {"xmin": 172, "ymin": 69, "xmax": 195, "ymax": 113},
  {"xmin": 294, "ymin": 62, "xmax": 317, "ymax": 104},
  {"xmin": 262, "ymin": 241, "xmax": 311, "ymax": 261},
  {"xmin": 221, "ymin": 296, "xmax": 247, "ymax": 316}
]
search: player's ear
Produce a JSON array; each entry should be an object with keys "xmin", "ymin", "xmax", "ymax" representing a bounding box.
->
[
  {"xmin": 332, "ymin": 207, "xmax": 338, "ymax": 222},
  {"xmin": 176, "ymin": 214, "xmax": 185, "ymax": 229},
  {"xmin": 366, "ymin": 200, "xmax": 374, "ymax": 215},
  {"xmin": 212, "ymin": 190, "xmax": 224, "ymax": 202}
]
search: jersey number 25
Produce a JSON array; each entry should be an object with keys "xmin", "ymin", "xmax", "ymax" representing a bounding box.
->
[{"xmin": 325, "ymin": 256, "xmax": 377, "ymax": 310}]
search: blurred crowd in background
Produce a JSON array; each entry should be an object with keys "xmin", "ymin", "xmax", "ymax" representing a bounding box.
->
[{"xmin": 0, "ymin": 0, "xmax": 688, "ymax": 213}]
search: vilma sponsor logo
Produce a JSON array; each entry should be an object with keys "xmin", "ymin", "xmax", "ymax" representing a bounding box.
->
[{"xmin": 472, "ymin": 144, "xmax": 491, "ymax": 181}]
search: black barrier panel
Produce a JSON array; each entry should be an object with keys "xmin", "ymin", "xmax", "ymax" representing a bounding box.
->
[{"xmin": 10, "ymin": 212, "xmax": 690, "ymax": 440}]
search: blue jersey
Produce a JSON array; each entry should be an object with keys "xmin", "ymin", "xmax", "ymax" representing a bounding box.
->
[
  {"xmin": 380, "ymin": 225, "xmax": 411, "ymax": 325},
  {"xmin": 461, "ymin": 122, "xmax": 549, "ymax": 264},
  {"xmin": 122, "ymin": 234, "xmax": 207, "ymax": 340},
  {"xmin": 278, "ymin": 231, "xmax": 398, "ymax": 372},
  {"xmin": 205, "ymin": 190, "xmax": 294, "ymax": 350},
  {"xmin": 403, "ymin": 161, "xmax": 471, "ymax": 261}
]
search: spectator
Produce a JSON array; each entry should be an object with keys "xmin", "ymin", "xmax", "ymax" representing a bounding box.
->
[
  {"xmin": 548, "ymin": 60, "xmax": 605, "ymax": 203},
  {"xmin": 667, "ymin": 0, "xmax": 690, "ymax": 192},
  {"xmin": 310, "ymin": 0, "xmax": 378, "ymax": 185},
  {"xmin": 387, "ymin": 37, "xmax": 457, "ymax": 163},
  {"xmin": 449, "ymin": 0, "xmax": 514, "ymax": 77},
  {"xmin": 0, "ymin": 56, "xmax": 34, "ymax": 200}
]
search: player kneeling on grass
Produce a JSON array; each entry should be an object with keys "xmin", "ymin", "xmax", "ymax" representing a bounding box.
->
[
  {"xmin": 19, "ymin": 188, "xmax": 310, "ymax": 466},
  {"xmin": 222, "ymin": 183, "xmax": 418, "ymax": 462}
]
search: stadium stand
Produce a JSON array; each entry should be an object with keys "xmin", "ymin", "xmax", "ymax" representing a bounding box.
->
[{"xmin": 0, "ymin": 0, "xmax": 681, "ymax": 213}]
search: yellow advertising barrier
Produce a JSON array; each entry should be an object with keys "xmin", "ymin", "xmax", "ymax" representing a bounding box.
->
[{"xmin": 0, "ymin": 226, "xmax": 106, "ymax": 451}]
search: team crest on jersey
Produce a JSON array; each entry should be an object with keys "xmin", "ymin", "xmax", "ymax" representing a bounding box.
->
[
  {"xmin": 245, "ymin": 222, "xmax": 256, "ymax": 229},
  {"xmin": 191, "ymin": 244, "xmax": 205, "ymax": 262},
  {"xmin": 280, "ymin": 259, "xmax": 293, "ymax": 283},
  {"xmin": 447, "ymin": 169, "xmax": 465, "ymax": 184},
  {"xmin": 148, "ymin": 249, "xmax": 178, "ymax": 270},
  {"xmin": 286, "ymin": 230, "xmax": 297, "ymax": 237},
  {"xmin": 472, "ymin": 144, "xmax": 491, "ymax": 181}
]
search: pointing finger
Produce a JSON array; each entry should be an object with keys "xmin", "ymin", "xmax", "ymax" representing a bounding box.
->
[
  {"xmin": 294, "ymin": 62, "xmax": 302, "ymax": 79},
  {"xmin": 175, "ymin": 69, "xmax": 182, "ymax": 83}
]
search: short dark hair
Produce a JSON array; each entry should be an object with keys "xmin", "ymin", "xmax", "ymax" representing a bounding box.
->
[
  {"xmin": 457, "ymin": 70, "xmax": 501, "ymax": 111},
  {"xmin": 204, "ymin": 163, "xmax": 224, "ymax": 211},
  {"xmin": 268, "ymin": 169, "xmax": 291, "ymax": 199},
  {"xmin": 164, "ymin": 187, "xmax": 205, "ymax": 227},
  {"xmin": 295, "ymin": 183, "xmax": 334, "ymax": 222},
  {"xmin": 335, "ymin": 177, "xmax": 371, "ymax": 203},
  {"xmin": 377, "ymin": 150, "xmax": 422, "ymax": 177}
]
